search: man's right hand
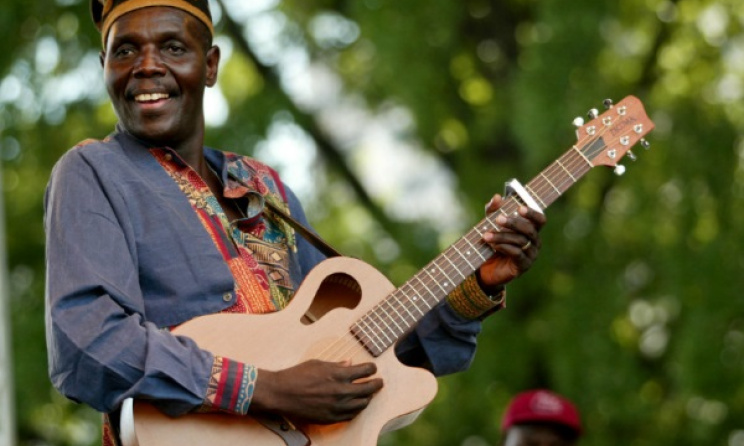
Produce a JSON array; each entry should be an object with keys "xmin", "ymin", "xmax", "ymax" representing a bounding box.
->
[{"xmin": 251, "ymin": 359, "xmax": 384, "ymax": 424}]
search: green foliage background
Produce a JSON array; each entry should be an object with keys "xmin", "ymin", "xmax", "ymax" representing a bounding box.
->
[{"xmin": 2, "ymin": 0, "xmax": 744, "ymax": 444}]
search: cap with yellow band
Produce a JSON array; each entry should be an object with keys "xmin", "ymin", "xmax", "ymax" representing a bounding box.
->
[{"xmin": 91, "ymin": 0, "xmax": 214, "ymax": 47}]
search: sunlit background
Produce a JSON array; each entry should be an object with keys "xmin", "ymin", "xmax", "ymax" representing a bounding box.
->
[{"xmin": 2, "ymin": 0, "xmax": 744, "ymax": 444}]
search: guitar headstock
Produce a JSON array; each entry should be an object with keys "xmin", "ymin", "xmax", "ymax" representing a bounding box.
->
[{"xmin": 573, "ymin": 95, "xmax": 655, "ymax": 175}]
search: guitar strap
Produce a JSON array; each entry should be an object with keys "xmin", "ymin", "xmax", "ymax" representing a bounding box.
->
[
  {"xmin": 225, "ymin": 168, "xmax": 342, "ymax": 258},
  {"xmin": 264, "ymin": 199, "xmax": 343, "ymax": 258},
  {"xmin": 255, "ymin": 415, "xmax": 311, "ymax": 446}
]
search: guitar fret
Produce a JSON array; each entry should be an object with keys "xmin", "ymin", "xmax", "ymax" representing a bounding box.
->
[
  {"xmin": 540, "ymin": 172, "xmax": 562, "ymax": 195},
  {"xmin": 422, "ymin": 268, "xmax": 448, "ymax": 296},
  {"xmin": 430, "ymin": 264, "xmax": 453, "ymax": 293},
  {"xmin": 354, "ymin": 318, "xmax": 385, "ymax": 354},
  {"xmin": 555, "ymin": 158, "xmax": 577, "ymax": 182},
  {"xmin": 452, "ymin": 244, "xmax": 476, "ymax": 270},
  {"xmin": 462, "ymin": 235, "xmax": 488, "ymax": 262},
  {"xmin": 441, "ymin": 252, "xmax": 466, "ymax": 282},
  {"xmin": 393, "ymin": 292, "xmax": 418, "ymax": 323},
  {"xmin": 353, "ymin": 322, "xmax": 379, "ymax": 352},
  {"xmin": 365, "ymin": 310, "xmax": 395, "ymax": 346},
  {"xmin": 401, "ymin": 284, "xmax": 428, "ymax": 317},
  {"xmin": 572, "ymin": 145, "xmax": 593, "ymax": 167},
  {"xmin": 525, "ymin": 184, "xmax": 547, "ymax": 208},
  {"xmin": 473, "ymin": 222, "xmax": 494, "ymax": 238},
  {"xmin": 382, "ymin": 300, "xmax": 407, "ymax": 335},
  {"xmin": 543, "ymin": 167, "xmax": 568, "ymax": 196},
  {"xmin": 412, "ymin": 276, "xmax": 436, "ymax": 309}
]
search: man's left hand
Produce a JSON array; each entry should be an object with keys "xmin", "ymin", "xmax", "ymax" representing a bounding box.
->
[{"xmin": 477, "ymin": 194, "xmax": 546, "ymax": 289}]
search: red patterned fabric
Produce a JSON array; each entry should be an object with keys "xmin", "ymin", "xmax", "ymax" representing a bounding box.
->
[
  {"xmin": 151, "ymin": 148, "xmax": 294, "ymax": 313},
  {"xmin": 151, "ymin": 148, "xmax": 287, "ymax": 417},
  {"xmin": 102, "ymin": 148, "xmax": 294, "ymax": 444}
]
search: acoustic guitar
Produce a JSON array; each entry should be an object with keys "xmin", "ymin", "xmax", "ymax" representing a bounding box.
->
[{"xmin": 120, "ymin": 95, "xmax": 654, "ymax": 446}]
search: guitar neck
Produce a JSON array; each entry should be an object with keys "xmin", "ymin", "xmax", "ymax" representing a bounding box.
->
[
  {"xmin": 349, "ymin": 146, "xmax": 593, "ymax": 357},
  {"xmin": 349, "ymin": 95, "xmax": 654, "ymax": 357}
]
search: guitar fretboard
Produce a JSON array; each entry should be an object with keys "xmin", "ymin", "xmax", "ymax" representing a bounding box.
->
[{"xmin": 349, "ymin": 143, "xmax": 598, "ymax": 357}]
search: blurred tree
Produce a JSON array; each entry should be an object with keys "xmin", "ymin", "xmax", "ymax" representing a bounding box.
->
[{"xmin": 1, "ymin": 0, "xmax": 743, "ymax": 445}]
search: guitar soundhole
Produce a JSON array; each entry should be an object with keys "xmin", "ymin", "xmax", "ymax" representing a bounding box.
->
[{"xmin": 302, "ymin": 273, "xmax": 362, "ymax": 325}]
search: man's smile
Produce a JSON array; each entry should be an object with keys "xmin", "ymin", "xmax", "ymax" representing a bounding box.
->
[
  {"xmin": 134, "ymin": 92, "xmax": 171, "ymax": 102},
  {"xmin": 131, "ymin": 91, "xmax": 174, "ymax": 111}
]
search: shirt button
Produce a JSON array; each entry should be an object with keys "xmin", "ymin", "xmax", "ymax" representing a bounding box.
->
[
  {"xmin": 164, "ymin": 153, "xmax": 173, "ymax": 161},
  {"xmin": 222, "ymin": 293, "xmax": 232, "ymax": 302}
]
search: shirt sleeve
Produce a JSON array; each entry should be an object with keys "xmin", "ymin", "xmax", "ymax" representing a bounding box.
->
[
  {"xmin": 44, "ymin": 149, "xmax": 213, "ymax": 416},
  {"xmin": 196, "ymin": 357, "xmax": 257, "ymax": 415},
  {"xmin": 394, "ymin": 276, "xmax": 505, "ymax": 377}
]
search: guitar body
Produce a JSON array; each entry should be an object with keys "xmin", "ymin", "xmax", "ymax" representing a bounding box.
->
[{"xmin": 129, "ymin": 256, "xmax": 439, "ymax": 446}]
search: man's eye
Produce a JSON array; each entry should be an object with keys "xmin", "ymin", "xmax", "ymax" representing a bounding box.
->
[
  {"xmin": 167, "ymin": 45, "xmax": 186, "ymax": 54},
  {"xmin": 114, "ymin": 47, "xmax": 134, "ymax": 57}
]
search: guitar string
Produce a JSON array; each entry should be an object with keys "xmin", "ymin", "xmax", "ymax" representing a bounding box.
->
[
  {"xmin": 331, "ymin": 118, "xmax": 616, "ymax": 361},
  {"xmin": 317, "ymin": 169, "xmax": 577, "ymax": 362},
  {"xmin": 315, "ymin": 114, "xmax": 618, "ymax": 363},
  {"xmin": 319, "ymin": 196, "xmax": 532, "ymax": 362},
  {"xmin": 343, "ymin": 121, "xmax": 615, "ymax": 351},
  {"xmin": 310, "ymin": 107, "xmax": 630, "ymax": 363},
  {"xmin": 312, "ymin": 198, "xmax": 521, "ymax": 363},
  {"xmin": 375, "ymin": 111, "xmax": 627, "ymax": 326}
]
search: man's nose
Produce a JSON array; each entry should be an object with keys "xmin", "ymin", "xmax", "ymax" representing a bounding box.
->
[{"xmin": 133, "ymin": 47, "xmax": 166, "ymax": 77}]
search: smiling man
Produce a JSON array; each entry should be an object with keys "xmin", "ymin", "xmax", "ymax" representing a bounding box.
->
[{"xmin": 44, "ymin": 1, "xmax": 546, "ymax": 444}]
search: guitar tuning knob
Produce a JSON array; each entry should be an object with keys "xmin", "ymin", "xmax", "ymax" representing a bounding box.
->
[
  {"xmin": 572, "ymin": 117, "xmax": 584, "ymax": 128},
  {"xmin": 627, "ymin": 150, "xmax": 637, "ymax": 161},
  {"xmin": 587, "ymin": 108, "xmax": 599, "ymax": 119},
  {"xmin": 640, "ymin": 138, "xmax": 651, "ymax": 150},
  {"xmin": 614, "ymin": 164, "xmax": 626, "ymax": 176},
  {"xmin": 603, "ymin": 98, "xmax": 614, "ymax": 109}
]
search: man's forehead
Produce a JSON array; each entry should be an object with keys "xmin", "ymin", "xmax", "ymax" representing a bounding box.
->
[{"xmin": 109, "ymin": 7, "xmax": 193, "ymax": 35}]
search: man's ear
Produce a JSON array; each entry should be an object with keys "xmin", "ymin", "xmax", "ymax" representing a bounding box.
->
[
  {"xmin": 205, "ymin": 45, "xmax": 220, "ymax": 87},
  {"xmin": 99, "ymin": 51, "xmax": 106, "ymax": 68}
]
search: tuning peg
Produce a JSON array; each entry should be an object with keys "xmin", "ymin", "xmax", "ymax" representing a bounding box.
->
[
  {"xmin": 640, "ymin": 139, "xmax": 651, "ymax": 150},
  {"xmin": 572, "ymin": 117, "xmax": 584, "ymax": 128},
  {"xmin": 627, "ymin": 150, "xmax": 637, "ymax": 161},
  {"xmin": 603, "ymin": 98, "xmax": 614, "ymax": 109},
  {"xmin": 614, "ymin": 164, "xmax": 626, "ymax": 176},
  {"xmin": 587, "ymin": 108, "xmax": 599, "ymax": 119}
]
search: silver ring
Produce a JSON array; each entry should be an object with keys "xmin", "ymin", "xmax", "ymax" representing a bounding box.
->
[{"xmin": 521, "ymin": 240, "xmax": 532, "ymax": 251}]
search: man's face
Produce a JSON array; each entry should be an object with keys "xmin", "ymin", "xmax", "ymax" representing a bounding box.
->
[
  {"xmin": 101, "ymin": 7, "xmax": 219, "ymax": 146},
  {"xmin": 503, "ymin": 425, "xmax": 577, "ymax": 446}
]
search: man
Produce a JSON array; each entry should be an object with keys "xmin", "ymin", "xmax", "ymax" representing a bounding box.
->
[
  {"xmin": 44, "ymin": 0, "xmax": 546, "ymax": 444},
  {"xmin": 501, "ymin": 390, "xmax": 583, "ymax": 446}
]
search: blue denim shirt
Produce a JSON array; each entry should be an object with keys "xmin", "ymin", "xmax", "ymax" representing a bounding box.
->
[{"xmin": 44, "ymin": 129, "xmax": 484, "ymax": 416}]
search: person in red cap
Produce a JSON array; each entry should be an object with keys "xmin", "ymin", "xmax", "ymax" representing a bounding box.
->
[{"xmin": 501, "ymin": 389, "xmax": 582, "ymax": 446}]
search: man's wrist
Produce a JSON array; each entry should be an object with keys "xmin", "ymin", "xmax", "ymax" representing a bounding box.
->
[
  {"xmin": 447, "ymin": 274, "xmax": 506, "ymax": 319},
  {"xmin": 475, "ymin": 270, "xmax": 506, "ymax": 301}
]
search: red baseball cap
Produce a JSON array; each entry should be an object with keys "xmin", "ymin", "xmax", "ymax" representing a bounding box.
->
[{"xmin": 501, "ymin": 389, "xmax": 582, "ymax": 436}]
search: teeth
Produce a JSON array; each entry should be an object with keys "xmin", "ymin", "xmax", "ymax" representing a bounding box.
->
[{"xmin": 135, "ymin": 93, "xmax": 169, "ymax": 102}]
